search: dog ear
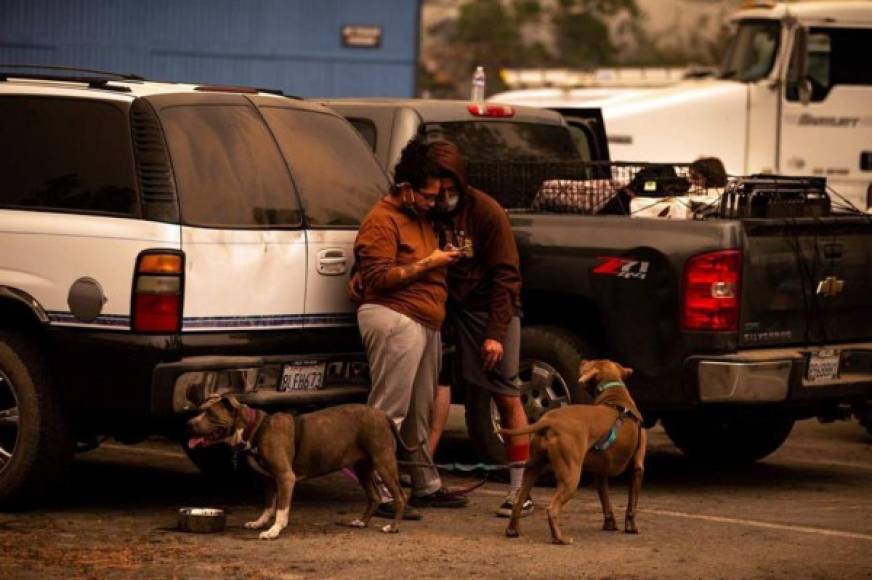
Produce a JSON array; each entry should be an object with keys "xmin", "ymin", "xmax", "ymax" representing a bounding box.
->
[
  {"xmin": 620, "ymin": 365, "xmax": 634, "ymax": 380},
  {"xmin": 221, "ymin": 395, "xmax": 244, "ymax": 416},
  {"xmin": 578, "ymin": 360, "xmax": 599, "ymax": 384},
  {"xmin": 198, "ymin": 393, "xmax": 221, "ymax": 410}
]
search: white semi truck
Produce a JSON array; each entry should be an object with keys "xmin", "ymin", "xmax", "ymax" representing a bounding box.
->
[{"xmin": 493, "ymin": 1, "xmax": 872, "ymax": 211}]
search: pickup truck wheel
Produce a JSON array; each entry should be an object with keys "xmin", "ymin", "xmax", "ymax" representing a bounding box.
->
[
  {"xmin": 0, "ymin": 331, "xmax": 74, "ymax": 508},
  {"xmin": 465, "ymin": 326, "xmax": 594, "ymax": 466},
  {"xmin": 661, "ymin": 408, "xmax": 795, "ymax": 464}
]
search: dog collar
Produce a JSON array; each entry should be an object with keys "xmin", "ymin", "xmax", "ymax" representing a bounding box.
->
[
  {"xmin": 597, "ymin": 381, "xmax": 625, "ymax": 393},
  {"xmin": 238, "ymin": 407, "xmax": 264, "ymax": 451}
]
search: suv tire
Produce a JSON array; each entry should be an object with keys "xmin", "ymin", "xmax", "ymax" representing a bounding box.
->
[
  {"xmin": 0, "ymin": 331, "xmax": 74, "ymax": 508},
  {"xmin": 464, "ymin": 325, "xmax": 595, "ymax": 466},
  {"xmin": 662, "ymin": 408, "xmax": 795, "ymax": 465}
]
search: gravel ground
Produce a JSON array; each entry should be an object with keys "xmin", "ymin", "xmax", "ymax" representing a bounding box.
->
[{"xmin": 1, "ymin": 416, "xmax": 871, "ymax": 579}]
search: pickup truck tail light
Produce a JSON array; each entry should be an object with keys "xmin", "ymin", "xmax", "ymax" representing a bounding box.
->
[
  {"xmin": 682, "ymin": 249, "xmax": 741, "ymax": 332},
  {"xmin": 467, "ymin": 103, "xmax": 515, "ymax": 118},
  {"xmin": 132, "ymin": 250, "xmax": 184, "ymax": 333}
]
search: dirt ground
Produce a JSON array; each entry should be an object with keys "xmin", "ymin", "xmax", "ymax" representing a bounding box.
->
[{"xmin": 1, "ymin": 415, "xmax": 871, "ymax": 580}]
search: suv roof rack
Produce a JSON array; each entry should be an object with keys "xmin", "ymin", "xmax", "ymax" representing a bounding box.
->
[
  {"xmin": 0, "ymin": 72, "xmax": 133, "ymax": 93},
  {"xmin": 0, "ymin": 63, "xmax": 145, "ymax": 81},
  {"xmin": 0, "ymin": 64, "xmax": 145, "ymax": 92}
]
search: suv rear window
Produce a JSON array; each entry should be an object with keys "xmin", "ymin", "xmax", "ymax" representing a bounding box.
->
[
  {"xmin": 160, "ymin": 104, "xmax": 302, "ymax": 228},
  {"xmin": 420, "ymin": 121, "xmax": 581, "ymax": 162},
  {"xmin": 260, "ymin": 107, "xmax": 388, "ymax": 227},
  {"xmin": 0, "ymin": 96, "xmax": 138, "ymax": 216}
]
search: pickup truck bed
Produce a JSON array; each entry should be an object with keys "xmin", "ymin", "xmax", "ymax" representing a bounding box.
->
[{"xmin": 512, "ymin": 211, "xmax": 872, "ymax": 407}]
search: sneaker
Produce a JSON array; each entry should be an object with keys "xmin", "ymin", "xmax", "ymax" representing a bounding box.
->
[
  {"xmin": 496, "ymin": 490, "xmax": 534, "ymax": 518},
  {"xmin": 374, "ymin": 501, "xmax": 422, "ymax": 521},
  {"xmin": 409, "ymin": 488, "xmax": 469, "ymax": 509},
  {"xmin": 399, "ymin": 472, "xmax": 412, "ymax": 488}
]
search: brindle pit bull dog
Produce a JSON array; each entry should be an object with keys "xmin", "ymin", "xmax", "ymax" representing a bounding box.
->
[
  {"xmin": 502, "ymin": 359, "xmax": 647, "ymax": 545},
  {"xmin": 187, "ymin": 397, "xmax": 409, "ymax": 539}
]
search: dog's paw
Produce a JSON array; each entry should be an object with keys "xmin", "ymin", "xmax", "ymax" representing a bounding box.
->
[
  {"xmin": 551, "ymin": 536, "xmax": 574, "ymax": 546},
  {"xmin": 259, "ymin": 528, "xmax": 281, "ymax": 540},
  {"xmin": 348, "ymin": 519, "xmax": 367, "ymax": 529},
  {"xmin": 624, "ymin": 526, "xmax": 639, "ymax": 534},
  {"xmin": 245, "ymin": 520, "xmax": 267, "ymax": 530},
  {"xmin": 505, "ymin": 527, "xmax": 520, "ymax": 538},
  {"xmin": 381, "ymin": 523, "xmax": 399, "ymax": 534},
  {"xmin": 602, "ymin": 517, "xmax": 618, "ymax": 532}
]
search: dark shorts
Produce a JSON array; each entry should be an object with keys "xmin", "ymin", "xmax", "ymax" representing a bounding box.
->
[{"xmin": 453, "ymin": 309, "xmax": 521, "ymax": 397}]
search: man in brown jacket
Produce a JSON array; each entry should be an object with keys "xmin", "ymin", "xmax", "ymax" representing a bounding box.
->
[
  {"xmin": 352, "ymin": 138, "xmax": 467, "ymax": 518},
  {"xmin": 426, "ymin": 140, "xmax": 534, "ymax": 518}
]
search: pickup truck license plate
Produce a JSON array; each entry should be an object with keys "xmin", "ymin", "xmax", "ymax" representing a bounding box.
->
[
  {"xmin": 806, "ymin": 349, "xmax": 840, "ymax": 383},
  {"xmin": 279, "ymin": 360, "xmax": 326, "ymax": 392}
]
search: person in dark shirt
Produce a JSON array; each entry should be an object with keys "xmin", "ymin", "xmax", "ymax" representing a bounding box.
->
[{"xmin": 426, "ymin": 140, "xmax": 535, "ymax": 519}]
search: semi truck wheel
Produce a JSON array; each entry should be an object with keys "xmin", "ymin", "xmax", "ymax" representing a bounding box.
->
[
  {"xmin": 465, "ymin": 326, "xmax": 594, "ymax": 466},
  {"xmin": 661, "ymin": 408, "xmax": 794, "ymax": 464},
  {"xmin": 0, "ymin": 331, "xmax": 74, "ymax": 508}
]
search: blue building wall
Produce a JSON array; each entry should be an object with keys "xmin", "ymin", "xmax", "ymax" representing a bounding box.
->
[{"xmin": 0, "ymin": 0, "xmax": 420, "ymax": 97}]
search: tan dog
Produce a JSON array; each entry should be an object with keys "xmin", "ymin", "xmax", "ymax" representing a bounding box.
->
[
  {"xmin": 187, "ymin": 397, "xmax": 410, "ymax": 539},
  {"xmin": 502, "ymin": 359, "xmax": 647, "ymax": 545}
]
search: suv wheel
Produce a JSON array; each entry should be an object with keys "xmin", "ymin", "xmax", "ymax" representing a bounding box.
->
[
  {"xmin": 464, "ymin": 326, "xmax": 595, "ymax": 466},
  {"xmin": 0, "ymin": 331, "xmax": 74, "ymax": 508},
  {"xmin": 662, "ymin": 408, "xmax": 795, "ymax": 465}
]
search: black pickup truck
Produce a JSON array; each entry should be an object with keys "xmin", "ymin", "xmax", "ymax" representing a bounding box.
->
[{"xmin": 324, "ymin": 98, "xmax": 872, "ymax": 465}]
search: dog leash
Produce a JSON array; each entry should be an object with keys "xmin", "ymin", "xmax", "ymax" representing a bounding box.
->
[
  {"xmin": 338, "ymin": 463, "xmax": 491, "ymax": 497},
  {"xmin": 392, "ymin": 459, "xmax": 531, "ymax": 498},
  {"xmin": 396, "ymin": 459, "xmax": 531, "ymax": 472}
]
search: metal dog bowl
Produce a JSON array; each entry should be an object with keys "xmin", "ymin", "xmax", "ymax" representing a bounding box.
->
[{"xmin": 177, "ymin": 507, "xmax": 226, "ymax": 533}]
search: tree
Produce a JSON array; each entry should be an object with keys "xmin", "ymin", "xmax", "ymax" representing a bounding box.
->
[{"xmin": 551, "ymin": 0, "xmax": 638, "ymax": 67}]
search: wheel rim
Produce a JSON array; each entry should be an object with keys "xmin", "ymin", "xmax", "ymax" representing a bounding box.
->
[
  {"xmin": 490, "ymin": 360, "xmax": 571, "ymax": 444},
  {"xmin": 0, "ymin": 370, "xmax": 20, "ymax": 474}
]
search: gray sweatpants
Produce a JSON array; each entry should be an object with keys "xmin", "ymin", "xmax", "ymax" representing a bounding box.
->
[{"xmin": 357, "ymin": 303, "xmax": 442, "ymax": 497}]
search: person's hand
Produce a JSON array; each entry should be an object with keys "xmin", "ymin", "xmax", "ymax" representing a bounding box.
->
[
  {"xmin": 428, "ymin": 247, "xmax": 462, "ymax": 268},
  {"xmin": 481, "ymin": 339, "xmax": 503, "ymax": 371}
]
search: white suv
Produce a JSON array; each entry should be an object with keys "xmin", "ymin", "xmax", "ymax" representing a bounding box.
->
[{"xmin": 0, "ymin": 67, "xmax": 386, "ymax": 505}]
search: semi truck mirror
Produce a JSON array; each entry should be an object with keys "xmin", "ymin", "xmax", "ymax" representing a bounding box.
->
[{"xmin": 786, "ymin": 26, "xmax": 811, "ymax": 104}]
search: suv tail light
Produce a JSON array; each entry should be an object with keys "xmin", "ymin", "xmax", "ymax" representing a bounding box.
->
[
  {"xmin": 132, "ymin": 250, "xmax": 184, "ymax": 333},
  {"xmin": 682, "ymin": 249, "xmax": 741, "ymax": 332}
]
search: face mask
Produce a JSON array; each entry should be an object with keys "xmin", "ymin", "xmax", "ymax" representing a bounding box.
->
[{"xmin": 441, "ymin": 192, "xmax": 460, "ymax": 213}]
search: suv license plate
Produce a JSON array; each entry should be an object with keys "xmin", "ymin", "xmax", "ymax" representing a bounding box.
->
[
  {"xmin": 279, "ymin": 361, "xmax": 326, "ymax": 392},
  {"xmin": 806, "ymin": 349, "xmax": 840, "ymax": 383}
]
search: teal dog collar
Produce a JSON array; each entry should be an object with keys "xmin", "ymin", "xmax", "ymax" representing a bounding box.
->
[{"xmin": 597, "ymin": 381, "xmax": 625, "ymax": 393}]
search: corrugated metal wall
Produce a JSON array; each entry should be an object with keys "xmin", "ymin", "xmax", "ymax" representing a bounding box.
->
[{"xmin": 0, "ymin": 0, "xmax": 420, "ymax": 97}]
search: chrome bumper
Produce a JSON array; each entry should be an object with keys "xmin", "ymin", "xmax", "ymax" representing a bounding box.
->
[
  {"xmin": 151, "ymin": 354, "xmax": 370, "ymax": 415},
  {"xmin": 694, "ymin": 342, "xmax": 872, "ymax": 403}
]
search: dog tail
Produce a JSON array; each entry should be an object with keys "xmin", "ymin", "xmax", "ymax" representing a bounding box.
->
[
  {"xmin": 500, "ymin": 418, "xmax": 551, "ymax": 437},
  {"xmin": 386, "ymin": 417, "xmax": 423, "ymax": 454}
]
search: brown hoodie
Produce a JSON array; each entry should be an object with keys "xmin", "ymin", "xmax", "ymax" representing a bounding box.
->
[
  {"xmin": 429, "ymin": 141, "xmax": 522, "ymax": 342},
  {"xmin": 352, "ymin": 198, "xmax": 448, "ymax": 330}
]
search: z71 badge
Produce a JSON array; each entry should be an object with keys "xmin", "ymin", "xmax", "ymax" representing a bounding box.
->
[{"xmin": 592, "ymin": 257, "xmax": 650, "ymax": 280}]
